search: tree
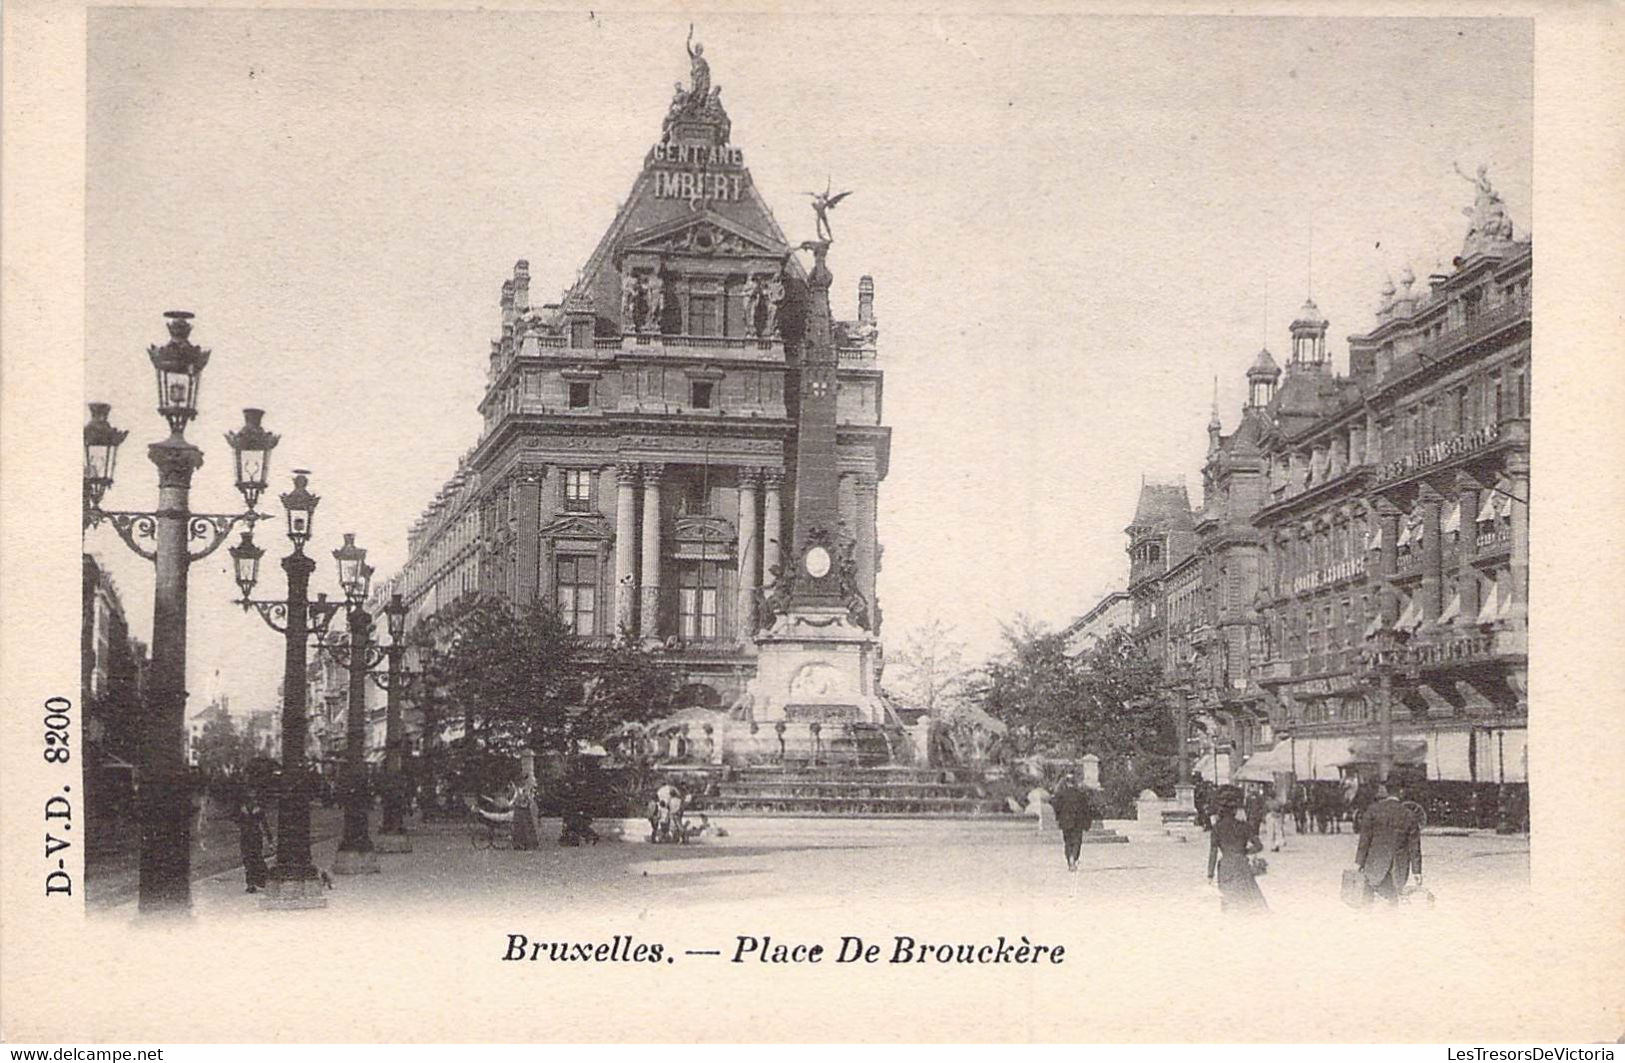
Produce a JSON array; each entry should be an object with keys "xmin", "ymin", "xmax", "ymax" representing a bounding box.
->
[
  {"xmin": 434, "ymin": 596, "xmax": 580, "ymax": 757},
  {"xmin": 974, "ymin": 621, "xmax": 1172, "ymax": 767},
  {"xmin": 883, "ymin": 616, "xmax": 972, "ymax": 714},
  {"xmin": 578, "ymin": 631, "xmax": 676, "ymax": 747},
  {"xmin": 974, "ymin": 616, "xmax": 1086, "ymax": 756},
  {"xmin": 194, "ymin": 712, "xmax": 251, "ymax": 777}
]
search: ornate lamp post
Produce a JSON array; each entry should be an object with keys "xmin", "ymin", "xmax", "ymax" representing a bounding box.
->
[
  {"xmin": 1361, "ymin": 623, "xmax": 1408, "ymax": 784},
  {"xmin": 372, "ymin": 593, "xmax": 417, "ymax": 853},
  {"xmin": 329, "ymin": 534, "xmax": 385, "ymax": 874},
  {"xmin": 229, "ymin": 471, "xmax": 343, "ymax": 908},
  {"xmin": 82, "ymin": 312, "xmax": 273, "ymax": 917}
]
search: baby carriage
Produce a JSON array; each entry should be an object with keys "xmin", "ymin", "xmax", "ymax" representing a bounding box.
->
[
  {"xmin": 467, "ymin": 786, "xmax": 519, "ymax": 850},
  {"xmin": 559, "ymin": 807, "xmax": 600, "ymax": 847}
]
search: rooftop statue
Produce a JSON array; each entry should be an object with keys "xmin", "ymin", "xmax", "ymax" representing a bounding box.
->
[
  {"xmin": 662, "ymin": 26, "xmax": 729, "ymax": 142},
  {"xmin": 807, "ymin": 178, "xmax": 853, "ymax": 243},
  {"xmin": 687, "ymin": 25, "xmax": 710, "ymax": 105},
  {"xmin": 1455, "ymin": 162, "xmax": 1516, "ymax": 255}
]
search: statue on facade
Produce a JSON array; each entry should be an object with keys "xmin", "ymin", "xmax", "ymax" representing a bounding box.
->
[
  {"xmin": 806, "ymin": 179, "xmax": 853, "ymax": 243},
  {"xmin": 741, "ymin": 276, "xmax": 763, "ymax": 337},
  {"xmin": 642, "ymin": 274, "xmax": 665, "ymax": 333},
  {"xmin": 764, "ymin": 275, "xmax": 786, "ymax": 337},
  {"xmin": 621, "ymin": 272, "xmax": 642, "ymax": 330},
  {"xmin": 1455, "ymin": 162, "xmax": 1515, "ymax": 253},
  {"xmin": 687, "ymin": 25, "xmax": 711, "ymax": 106}
]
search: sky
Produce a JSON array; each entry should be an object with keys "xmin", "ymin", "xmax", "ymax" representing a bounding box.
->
[{"xmin": 83, "ymin": 11, "xmax": 1532, "ymax": 716}]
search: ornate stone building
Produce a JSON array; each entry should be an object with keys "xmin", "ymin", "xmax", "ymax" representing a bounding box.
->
[
  {"xmin": 1242, "ymin": 175, "xmax": 1530, "ymax": 795},
  {"xmin": 392, "ymin": 45, "xmax": 889, "ymax": 713},
  {"xmin": 1100, "ymin": 170, "xmax": 1530, "ymax": 806}
]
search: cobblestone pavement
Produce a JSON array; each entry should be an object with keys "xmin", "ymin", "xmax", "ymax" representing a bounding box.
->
[{"xmin": 103, "ymin": 812, "xmax": 1529, "ymax": 923}]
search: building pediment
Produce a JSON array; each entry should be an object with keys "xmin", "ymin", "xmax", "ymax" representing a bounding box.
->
[
  {"xmin": 620, "ymin": 211, "xmax": 787, "ymax": 263},
  {"xmin": 541, "ymin": 514, "xmax": 612, "ymax": 540}
]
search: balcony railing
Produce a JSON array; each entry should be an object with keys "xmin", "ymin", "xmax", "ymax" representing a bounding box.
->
[
  {"xmin": 1375, "ymin": 422, "xmax": 1503, "ymax": 484},
  {"xmin": 1475, "ymin": 523, "xmax": 1512, "ymax": 553},
  {"xmin": 1289, "ymin": 557, "xmax": 1365, "ymax": 595}
]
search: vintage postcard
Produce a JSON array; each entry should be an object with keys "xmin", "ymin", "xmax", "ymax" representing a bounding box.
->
[{"xmin": 2, "ymin": 0, "xmax": 1622, "ymax": 1045}]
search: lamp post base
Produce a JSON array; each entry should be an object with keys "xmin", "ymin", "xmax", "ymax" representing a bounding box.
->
[
  {"xmin": 260, "ymin": 872, "xmax": 329, "ymax": 910},
  {"xmin": 373, "ymin": 831, "xmax": 413, "ymax": 853},
  {"xmin": 332, "ymin": 848, "xmax": 380, "ymax": 875}
]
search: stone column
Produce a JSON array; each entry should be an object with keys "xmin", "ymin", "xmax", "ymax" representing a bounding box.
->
[
  {"xmin": 855, "ymin": 473, "xmax": 879, "ymax": 629},
  {"xmin": 1420, "ymin": 483, "xmax": 1444, "ymax": 624},
  {"xmin": 1376, "ymin": 500, "xmax": 1401, "ymax": 626},
  {"xmin": 1507, "ymin": 452, "xmax": 1529, "ymax": 623},
  {"xmin": 762, "ymin": 469, "xmax": 784, "ymax": 590},
  {"xmin": 614, "ymin": 463, "xmax": 639, "ymax": 636},
  {"xmin": 736, "ymin": 467, "xmax": 761, "ymax": 639},
  {"xmin": 640, "ymin": 463, "xmax": 665, "ymax": 637},
  {"xmin": 1456, "ymin": 473, "xmax": 1482, "ymax": 621},
  {"xmin": 513, "ymin": 465, "xmax": 544, "ymax": 606}
]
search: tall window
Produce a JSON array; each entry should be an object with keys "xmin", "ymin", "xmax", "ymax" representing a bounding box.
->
[
  {"xmin": 678, "ymin": 562, "xmax": 721, "ymax": 639},
  {"xmin": 564, "ymin": 469, "xmax": 593, "ymax": 513},
  {"xmin": 1489, "ymin": 371, "xmax": 1503, "ymax": 423},
  {"xmin": 689, "ymin": 295, "xmax": 721, "ymax": 337},
  {"xmin": 555, "ymin": 555, "xmax": 597, "ymax": 635}
]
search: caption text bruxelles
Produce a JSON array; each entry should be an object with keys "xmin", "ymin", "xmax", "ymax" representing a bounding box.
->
[{"xmin": 501, "ymin": 934, "xmax": 1064, "ymax": 965}]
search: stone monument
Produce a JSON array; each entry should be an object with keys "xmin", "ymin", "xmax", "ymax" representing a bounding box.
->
[{"xmin": 738, "ymin": 229, "xmax": 899, "ymax": 763}]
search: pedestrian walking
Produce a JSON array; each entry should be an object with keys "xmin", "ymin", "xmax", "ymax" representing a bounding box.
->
[
  {"xmin": 235, "ymin": 790, "xmax": 273, "ymax": 894},
  {"xmin": 1264, "ymin": 793, "xmax": 1288, "ymax": 852},
  {"xmin": 1206, "ymin": 785, "xmax": 1267, "ymax": 913},
  {"xmin": 1050, "ymin": 773, "xmax": 1098, "ymax": 872},
  {"xmin": 1353, "ymin": 782, "xmax": 1423, "ymax": 905}
]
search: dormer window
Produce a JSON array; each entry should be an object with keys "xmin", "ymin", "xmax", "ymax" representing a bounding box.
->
[{"xmin": 1147, "ymin": 543, "xmax": 1161, "ymax": 564}]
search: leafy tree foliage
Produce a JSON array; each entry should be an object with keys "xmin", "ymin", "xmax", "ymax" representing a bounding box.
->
[
  {"xmin": 428, "ymin": 598, "xmax": 673, "ymax": 760},
  {"xmin": 579, "ymin": 631, "xmax": 678, "ymax": 746},
  {"xmin": 975, "ymin": 619, "xmax": 1174, "ymax": 771},
  {"xmin": 433, "ymin": 596, "xmax": 579, "ymax": 755},
  {"xmin": 194, "ymin": 712, "xmax": 253, "ymax": 776}
]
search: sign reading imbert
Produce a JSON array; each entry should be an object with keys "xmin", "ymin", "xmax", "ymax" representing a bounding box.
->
[{"xmin": 649, "ymin": 142, "xmax": 748, "ymax": 206}]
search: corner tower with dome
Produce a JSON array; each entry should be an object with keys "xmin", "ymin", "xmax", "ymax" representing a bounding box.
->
[{"xmin": 390, "ymin": 38, "xmax": 892, "ymax": 749}]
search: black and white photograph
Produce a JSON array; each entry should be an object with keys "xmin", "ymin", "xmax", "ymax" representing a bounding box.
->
[{"xmin": 2, "ymin": 1, "xmax": 1622, "ymax": 1047}]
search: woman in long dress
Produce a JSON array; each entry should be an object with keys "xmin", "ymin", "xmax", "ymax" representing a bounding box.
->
[
  {"xmin": 1207, "ymin": 785, "xmax": 1267, "ymax": 913},
  {"xmin": 235, "ymin": 791, "xmax": 272, "ymax": 894}
]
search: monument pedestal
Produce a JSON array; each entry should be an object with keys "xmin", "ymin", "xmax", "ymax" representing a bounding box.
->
[
  {"xmin": 374, "ymin": 831, "xmax": 413, "ymax": 853},
  {"xmin": 735, "ymin": 603, "xmax": 903, "ymax": 765},
  {"xmin": 332, "ymin": 847, "xmax": 380, "ymax": 875},
  {"xmin": 260, "ymin": 869, "xmax": 328, "ymax": 911}
]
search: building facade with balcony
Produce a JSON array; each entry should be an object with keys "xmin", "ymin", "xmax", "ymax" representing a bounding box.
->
[
  {"xmin": 1246, "ymin": 194, "xmax": 1530, "ymax": 800},
  {"xmin": 391, "ymin": 49, "xmax": 889, "ymax": 714}
]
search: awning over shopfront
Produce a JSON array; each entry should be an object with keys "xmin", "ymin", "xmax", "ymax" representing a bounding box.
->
[
  {"xmin": 1442, "ymin": 501, "xmax": 1462, "ymax": 536},
  {"xmin": 1438, "ymin": 588, "xmax": 1462, "ymax": 625},
  {"xmin": 1234, "ymin": 742, "xmax": 1299, "ymax": 782},
  {"xmin": 1396, "ymin": 595, "xmax": 1424, "ymax": 633},
  {"xmin": 1343, "ymin": 737, "xmax": 1428, "ymax": 766}
]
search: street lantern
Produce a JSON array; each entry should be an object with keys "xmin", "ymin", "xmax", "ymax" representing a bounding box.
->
[
  {"xmin": 333, "ymin": 533, "xmax": 369, "ymax": 603},
  {"xmin": 225, "ymin": 408, "xmax": 279, "ymax": 510},
  {"xmin": 384, "ymin": 592, "xmax": 408, "ymax": 643},
  {"xmin": 82, "ymin": 402, "xmax": 128, "ymax": 509},
  {"xmin": 228, "ymin": 532, "xmax": 265, "ymax": 600},
  {"xmin": 280, "ymin": 470, "xmax": 319, "ymax": 551},
  {"xmin": 147, "ymin": 311, "xmax": 211, "ymax": 435}
]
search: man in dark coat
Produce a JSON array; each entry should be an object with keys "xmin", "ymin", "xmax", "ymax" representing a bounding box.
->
[
  {"xmin": 1354, "ymin": 782, "xmax": 1423, "ymax": 903},
  {"xmin": 1050, "ymin": 773, "xmax": 1097, "ymax": 872}
]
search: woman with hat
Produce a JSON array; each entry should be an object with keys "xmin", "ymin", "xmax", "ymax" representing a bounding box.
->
[{"xmin": 1206, "ymin": 785, "xmax": 1268, "ymax": 913}]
